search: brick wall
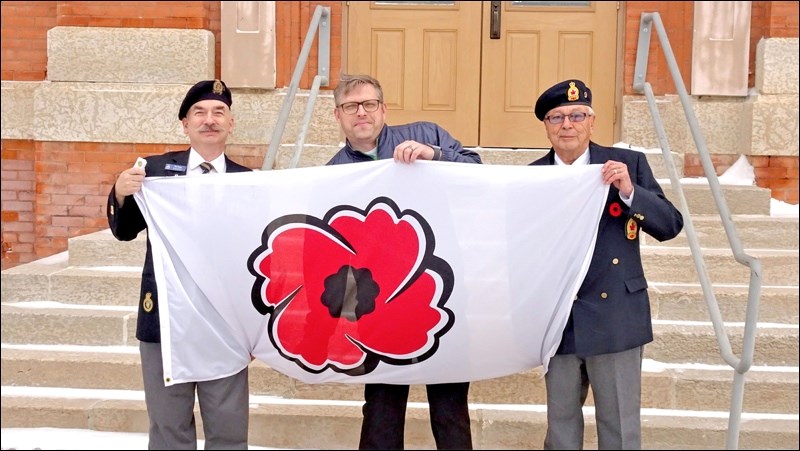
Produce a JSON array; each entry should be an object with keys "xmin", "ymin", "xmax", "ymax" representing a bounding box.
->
[
  {"xmin": 0, "ymin": 1, "xmax": 56, "ymax": 80},
  {"xmin": 1, "ymin": 140, "xmax": 170, "ymax": 270},
  {"xmin": 623, "ymin": 1, "xmax": 800, "ymax": 95},
  {"xmin": 625, "ymin": 1, "xmax": 799, "ymax": 207},
  {"xmin": 0, "ymin": 1, "xmax": 343, "ymax": 85},
  {"xmin": 749, "ymin": 1, "xmax": 768, "ymax": 87},
  {"xmin": 749, "ymin": 1, "xmax": 800, "ymax": 86},
  {"xmin": 683, "ymin": 154, "xmax": 799, "ymax": 205},
  {"xmin": 767, "ymin": 1, "xmax": 800, "ymax": 37},
  {"xmin": 276, "ymin": 1, "xmax": 342, "ymax": 89},
  {"xmin": 0, "ymin": 2, "xmax": 796, "ymax": 270},
  {"xmin": 682, "ymin": 1, "xmax": 800, "ymax": 206},
  {"xmin": 623, "ymin": 2, "xmax": 694, "ymax": 96},
  {"xmin": 754, "ymin": 157, "xmax": 800, "ymax": 204},
  {"xmin": 1, "ymin": 0, "xmax": 792, "ymax": 103},
  {"xmin": 1, "ymin": 140, "xmax": 36, "ymax": 267},
  {"xmin": 0, "ymin": 1, "xmax": 343, "ymax": 270}
]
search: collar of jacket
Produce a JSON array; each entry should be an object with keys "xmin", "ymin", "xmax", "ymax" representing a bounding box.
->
[{"xmin": 343, "ymin": 125, "xmax": 389, "ymax": 160}]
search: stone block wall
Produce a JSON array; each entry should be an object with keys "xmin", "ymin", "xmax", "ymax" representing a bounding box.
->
[
  {"xmin": 2, "ymin": 18, "xmax": 799, "ymax": 270},
  {"xmin": 622, "ymin": 37, "xmax": 799, "ymax": 204},
  {"xmin": 47, "ymin": 27, "xmax": 215, "ymax": 83},
  {"xmin": 0, "ymin": 27, "xmax": 340, "ymax": 270}
]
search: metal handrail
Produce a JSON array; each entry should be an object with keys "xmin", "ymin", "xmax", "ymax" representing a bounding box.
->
[
  {"xmin": 633, "ymin": 12, "xmax": 762, "ymax": 450},
  {"xmin": 261, "ymin": 5, "xmax": 330, "ymax": 170}
]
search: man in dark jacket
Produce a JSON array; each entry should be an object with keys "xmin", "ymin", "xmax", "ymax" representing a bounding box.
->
[
  {"xmin": 107, "ymin": 79, "xmax": 252, "ymax": 449},
  {"xmin": 327, "ymin": 74, "xmax": 481, "ymax": 450},
  {"xmin": 529, "ymin": 79, "xmax": 684, "ymax": 449}
]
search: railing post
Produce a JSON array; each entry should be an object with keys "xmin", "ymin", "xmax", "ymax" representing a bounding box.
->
[
  {"xmin": 261, "ymin": 6, "xmax": 330, "ymax": 171},
  {"xmin": 633, "ymin": 12, "xmax": 764, "ymax": 450},
  {"xmin": 632, "ymin": 13, "xmax": 653, "ymax": 93}
]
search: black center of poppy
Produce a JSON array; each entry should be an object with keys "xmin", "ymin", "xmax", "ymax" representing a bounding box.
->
[{"xmin": 321, "ymin": 265, "xmax": 379, "ymax": 321}]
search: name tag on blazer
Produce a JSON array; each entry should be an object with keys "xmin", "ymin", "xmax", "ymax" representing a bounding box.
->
[{"xmin": 164, "ymin": 163, "xmax": 187, "ymax": 173}]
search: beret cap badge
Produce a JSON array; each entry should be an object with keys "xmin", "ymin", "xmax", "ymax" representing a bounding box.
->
[
  {"xmin": 213, "ymin": 79, "xmax": 224, "ymax": 95},
  {"xmin": 567, "ymin": 81, "xmax": 580, "ymax": 101}
]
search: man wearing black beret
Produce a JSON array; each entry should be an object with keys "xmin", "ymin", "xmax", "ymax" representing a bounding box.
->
[
  {"xmin": 529, "ymin": 79, "xmax": 684, "ymax": 449},
  {"xmin": 107, "ymin": 79, "xmax": 252, "ymax": 449}
]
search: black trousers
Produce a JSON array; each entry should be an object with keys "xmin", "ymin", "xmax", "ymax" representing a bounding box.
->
[{"xmin": 359, "ymin": 382, "xmax": 472, "ymax": 450}]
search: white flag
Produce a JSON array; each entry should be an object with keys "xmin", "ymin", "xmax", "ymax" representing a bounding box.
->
[{"xmin": 134, "ymin": 160, "xmax": 608, "ymax": 385}]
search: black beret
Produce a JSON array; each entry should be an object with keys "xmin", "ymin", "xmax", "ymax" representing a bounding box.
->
[
  {"xmin": 178, "ymin": 79, "xmax": 233, "ymax": 120},
  {"xmin": 534, "ymin": 79, "xmax": 592, "ymax": 121}
]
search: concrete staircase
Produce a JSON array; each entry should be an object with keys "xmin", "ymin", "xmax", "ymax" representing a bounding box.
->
[{"xmin": 2, "ymin": 169, "xmax": 798, "ymax": 449}]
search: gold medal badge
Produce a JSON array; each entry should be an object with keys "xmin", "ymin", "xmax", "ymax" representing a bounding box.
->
[
  {"xmin": 626, "ymin": 218, "xmax": 638, "ymax": 240},
  {"xmin": 567, "ymin": 81, "xmax": 579, "ymax": 101},
  {"xmin": 142, "ymin": 292, "xmax": 154, "ymax": 312}
]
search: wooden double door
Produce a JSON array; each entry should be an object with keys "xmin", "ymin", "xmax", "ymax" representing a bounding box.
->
[{"xmin": 347, "ymin": 1, "xmax": 620, "ymax": 148}]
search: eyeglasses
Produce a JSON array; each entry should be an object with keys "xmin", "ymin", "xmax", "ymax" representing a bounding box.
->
[
  {"xmin": 338, "ymin": 99, "xmax": 382, "ymax": 115},
  {"xmin": 544, "ymin": 112, "xmax": 592, "ymax": 125}
]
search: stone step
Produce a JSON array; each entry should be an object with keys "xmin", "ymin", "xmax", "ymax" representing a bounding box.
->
[
  {"xmin": 67, "ymin": 228, "xmax": 145, "ymax": 267},
  {"xmin": 641, "ymin": 215, "xmax": 799, "ymax": 250},
  {"xmin": 63, "ymin": 183, "xmax": 780, "ymax": 269},
  {"xmin": 4, "ymin": 249, "xmax": 796, "ymax": 305},
  {"xmin": 641, "ymin": 247, "xmax": 798, "ymax": 286},
  {"xmin": 2, "ymin": 304, "xmax": 796, "ymax": 365},
  {"xmin": 1, "ymin": 387, "xmax": 797, "ymax": 449},
  {"xmin": 478, "ymin": 148, "xmax": 685, "ymax": 181},
  {"xmin": 0, "ymin": 303, "xmax": 137, "ymax": 347},
  {"xmin": 649, "ymin": 283, "xmax": 799, "ymax": 324},
  {"xmin": 1, "ymin": 264, "xmax": 142, "ymax": 305},
  {"xmin": 64, "ymin": 214, "xmax": 798, "ymax": 269},
  {"xmin": 484, "ymin": 152, "xmax": 778, "ymax": 217},
  {"xmin": 648, "ymin": 320, "xmax": 799, "ymax": 366},
  {"xmin": 7, "ymin": 280, "xmax": 790, "ymax": 328},
  {"xmin": 478, "ymin": 148, "xmax": 548, "ymax": 166},
  {"xmin": 0, "ymin": 252, "xmax": 70, "ymax": 302},
  {"xmin": 2, "ymin": 346, "xmax": 796, "ymax": 415},
  {"xmin": 661, "ymin": 183, "xmax": 772, "ymax": 216}
]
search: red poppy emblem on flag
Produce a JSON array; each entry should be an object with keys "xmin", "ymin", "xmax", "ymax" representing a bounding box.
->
[{"xmin": 248, "ymin": 197, "xmax": 455, "ymax": 376}]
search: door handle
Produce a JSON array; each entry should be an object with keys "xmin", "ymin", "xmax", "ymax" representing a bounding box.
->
[{"xmin": 490, "ymin": 1, "xmax": 501, "ymax": 39}]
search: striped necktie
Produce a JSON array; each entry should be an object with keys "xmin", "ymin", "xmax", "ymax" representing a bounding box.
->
[{"xmin": 199, "ymin": 162, "xmax": 214, "ymax": 174}]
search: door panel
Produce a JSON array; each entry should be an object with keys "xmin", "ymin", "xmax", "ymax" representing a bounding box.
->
[
  {"xmin": 346, "ymin": 1, "xmax": 618, "ymax": 148},
  {"xmin": 347, "ymin": 2, "xmax": 482, "ymax": 144},
  {"xmin": 480, "ymin": 1, "xmax": 618, "ymax": 147}
]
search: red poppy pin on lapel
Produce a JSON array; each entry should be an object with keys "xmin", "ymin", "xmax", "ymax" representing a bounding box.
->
[{"xmin": 609, "ymin": 202, "xmax": 622, "ymax": 217}]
